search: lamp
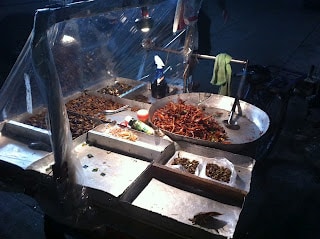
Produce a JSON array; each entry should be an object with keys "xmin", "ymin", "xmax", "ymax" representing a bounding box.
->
[{"xmin": 135, "ymin": 6, "xmax": 154, "ymax": 33}]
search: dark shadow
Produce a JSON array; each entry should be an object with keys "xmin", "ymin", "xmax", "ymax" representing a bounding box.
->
[{"xmin": 0, "ymin": 13, "xmax": 34, "ymax": 88}]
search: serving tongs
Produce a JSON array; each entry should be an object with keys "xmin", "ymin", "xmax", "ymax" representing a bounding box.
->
[
  {"xmin": 102, "ymin": 104, "xmax": 130, "ymax": 114},
  {"xmin": 223, "ymin": 62, "xmax": 248, "ymax": 130}
]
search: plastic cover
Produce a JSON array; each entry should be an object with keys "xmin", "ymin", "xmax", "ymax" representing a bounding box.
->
[{"xmin": 0, "ymin": 0, "xmax": 203, "ymax": 228}]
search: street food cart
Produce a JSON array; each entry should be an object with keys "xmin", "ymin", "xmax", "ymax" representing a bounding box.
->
[{"xmin": 0, "ymin": 0, "xmax": 269, "ymax": 238}]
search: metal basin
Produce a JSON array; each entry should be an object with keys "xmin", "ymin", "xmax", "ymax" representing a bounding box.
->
[{"xmin": 148, "ymin": 93, "xmax": 270, "ymax": 152}]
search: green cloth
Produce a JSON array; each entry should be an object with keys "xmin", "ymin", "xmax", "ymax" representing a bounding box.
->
[{"xmin": 210, "ymin": 53, "xmax": 232, "ymax": 96}]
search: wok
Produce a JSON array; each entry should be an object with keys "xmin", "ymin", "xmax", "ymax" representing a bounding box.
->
[{"xmin": 149, "ymin": 93, "xmax": 270, "ymax": 152}]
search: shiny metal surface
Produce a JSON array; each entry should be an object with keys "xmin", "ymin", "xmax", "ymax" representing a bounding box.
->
[
  {"xmin": 148, "ymin": 93, "xmax": 270, "ymax": 151},
  {"xmin": 87, "ymin": 123, "xmax": 175, "ymax": 162},
  {"xmin": 87, "ymin": 77, "xmax": 147, "ymax": 98},
  {"xmin": 0, "ymin": 120, "xmax": 51, "ymax": 169},
  {"xmin": 0, "ymin": 115, "xmax": 254, "ymax": 238},
  {"xmin": 73, "ymin": 142, "xmax": 150, "ymax": 197},
  {"xmin": 167, "ymin": 141, "xmax": 255, "ymax": 193},
  {"xmin": 132, "ymin": 178, "xmax": 241, "ymax": 238},
  {"xmin": 27, "ymin": 141, "xmax": 151, "ymax": 197}
]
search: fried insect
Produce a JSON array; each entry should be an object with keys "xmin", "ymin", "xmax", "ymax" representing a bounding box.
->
[
  {"xmin": 172, "ymin": 157, "xmax": 199, "ymax": 174},
  {"xmin": 151, "ymin": 99, "xmax": 228, "ymax": 142},
  {"xmin": 65, "ymin": 94, "xmax": 124, "ymax": 121},
  {"xmin": 189, "ymin": 211, "xmax": 222, "ymax": 225},
  {"xmin": 206, "ymin": 163, "xmax": 232, "ymax": 183},
  {"xmin": 98, "ymin": 82, "xmax": 133, "ymax": 96}
]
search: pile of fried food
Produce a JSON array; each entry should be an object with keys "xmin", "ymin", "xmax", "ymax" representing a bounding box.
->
[
  {"xmin": 151, "ymin": 99, "xmax": 228, "ymax": 142},
  {"xmin": 108, "ymin": 127, "xmax": 138, "ymax": 142},
  {"xmin": 206, "ymin": 163, "xmax": 232, "ymax": 183},
  {"xmin": 23, "ymin": 110, "xmax": 100, "ymax": 139},
  {"xmin": 97, "ymin": 82, "xmax": 133, "ymax": 96},
  {"xmin": 172, "ymin": 156, "xmax": 199, "ymax": 174},
  {"xmin": 66, "ymin": 94, "xmax": 124, "ymax": 117}
]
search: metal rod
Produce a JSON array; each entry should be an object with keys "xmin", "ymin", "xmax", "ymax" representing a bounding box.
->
[
  {"xmin": 150, "ymin": 47, "xmax": 247, "ymax": 65},
  {"xmin": 194, "ymin": 54, "xmax": 248, "ymax": 65},
  {"xmin": 163, "ymin": 29, "xmax": 186, "ymax": 49}
]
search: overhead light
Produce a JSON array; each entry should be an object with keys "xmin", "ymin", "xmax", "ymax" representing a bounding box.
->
[
  {"xmin": 61, "ymin": 35, "xmax": 76, "ymax": 44},
  {"xmin": 135, "ymin": 7, "xmax": 154, "ymax": 33},
  {"xmin": 135, "ymin": 17, "xmax": 154, "ymax": 32}
]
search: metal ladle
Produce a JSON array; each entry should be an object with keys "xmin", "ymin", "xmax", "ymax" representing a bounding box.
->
[{"xmin": 223, "ymin": 62, "xmax": 248, "ymax": 130}]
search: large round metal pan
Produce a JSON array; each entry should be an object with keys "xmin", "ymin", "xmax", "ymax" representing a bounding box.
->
[{"xmin": 148, "ymin": 93, "xmax": 270, "ymax": 152}]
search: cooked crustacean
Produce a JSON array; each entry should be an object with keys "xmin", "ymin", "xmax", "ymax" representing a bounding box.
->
[{"xmin": 151, "ymin": 99, "xmax": 228, "ymax": 142}]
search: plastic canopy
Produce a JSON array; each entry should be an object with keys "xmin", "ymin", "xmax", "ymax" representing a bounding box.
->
[{"xmin": 0, "ymin": 0, "xmax": 203, "ymax": 228}]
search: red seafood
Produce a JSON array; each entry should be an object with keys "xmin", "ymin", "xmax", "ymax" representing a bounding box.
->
[{"xmin": 151, "ymin": 99, "xmax": 228, "ymax": 142}]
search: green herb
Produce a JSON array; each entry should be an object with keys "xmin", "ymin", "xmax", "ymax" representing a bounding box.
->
[{"xmin": 92, "ymin": 168, "xmax": 98, "ymax": 172}]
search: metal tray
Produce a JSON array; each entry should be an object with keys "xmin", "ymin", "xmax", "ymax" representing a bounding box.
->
[
  {"xmin": 27, "ymin": 138, "xmax": 151, "ymax": 197},
  {"xmin": 0, "ymin": 120, "xmax": 52, "ymax": 169},
  {"xmin": 166, "ymin": 150, "xmax": 237, "ymax": 185},
  {"xmin": 86, "ymin": 77, "xmax": 146, "ymax": 98},
  {"xmin": 87, "ymin": 123, "xmax": 175, "ymax": 162},
  {"xmin": 120, "ymin": 164, "xmax": 245, "ymax": 239},
  {"xmin": 148, "ymin": 93, "xmax": 270, "ymax": 152},
  {"xmin": 161, "ymin": 141, "xmax": 255, "ymax": 193}
]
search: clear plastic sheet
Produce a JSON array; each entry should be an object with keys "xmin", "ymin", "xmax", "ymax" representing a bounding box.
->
[{"xmin": 0, "ymin": 0, "xmax": 203, "ymax": 229}]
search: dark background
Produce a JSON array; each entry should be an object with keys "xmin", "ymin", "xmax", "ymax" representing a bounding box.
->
[{"xmin": 1, "ymin": 0, "xmax": 320, "ymax": 239}]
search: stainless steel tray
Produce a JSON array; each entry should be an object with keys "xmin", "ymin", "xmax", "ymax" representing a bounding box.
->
[
  {"xmin": 87, "ymin": 123, "xmax": 175, "ymax": 162},
  {"xmin": 162, "ymin": 141, "xmax": 255, "ymax": 193},
  {"xmin": 27, "ymin": 139, "xmax": 150, "ymax": 197},
  {"xmin": 166, "ymin": 150, "xmax": 237, "ymax": 185},
  {"xmin": 74, "ymin": 142, "xmax": 150, "ymax": 197},
  {"xmin": 133, "ymin": 179, "xmax": 240, "ymax": 238},
  {"xmin": 120, "ymin": 164, "xmax": 245, "ymax": 239},
  {"xmin": 148, "ymin": 93, "xmax": 270, "ymax": 152},
  {"xmin": 0, "ymin": 120, "xmax": 52, "ymax": 169},
  {"xmin": 86, "ymin": 77, "xmax": 146, "ymax": 98}
]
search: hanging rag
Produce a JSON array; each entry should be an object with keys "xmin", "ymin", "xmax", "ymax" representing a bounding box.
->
[{"xmin": 210, "ymin": 53, "xmax": 232, "ymax": 96}]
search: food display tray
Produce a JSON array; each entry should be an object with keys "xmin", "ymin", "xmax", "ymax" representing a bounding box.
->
[
  {"xmin": 120, "ymin": 164, "xmax": 244, "ymax": 239},
  {"xmin": 64, "ymin": 91, "xmax": 151, "ymax": 123},
  {"xmin": 158, "ymin": 141, "xmax": 254, "ymax": 193},
  {"xmin": 86, "ymin": 77, "xmax": 147, "ymax": 98},
  {"xmin": 87, "ymin": 123, "xmax": 175, "ymax": 162},
  {"xmin": 0, "ymin": 120, "xmax": 51, "ymax": 169},
  {"xmin": 27, "ymin": 138, "xmax": 151, "ymax": 197},
  {"xmin": 148, "ymin": 93, "xmax": 270, "ymax": 153},
  {"xmin": 166, "ymin": 150, "xmax": 237, "ymax": 186}
]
